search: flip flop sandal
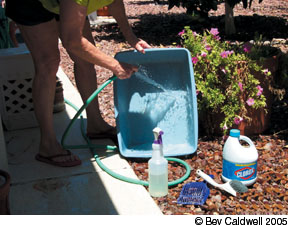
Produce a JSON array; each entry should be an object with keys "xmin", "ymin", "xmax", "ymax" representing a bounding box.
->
[{"xmin": 35, "ymin": 150, "xmax": 82, "ymax": 167}]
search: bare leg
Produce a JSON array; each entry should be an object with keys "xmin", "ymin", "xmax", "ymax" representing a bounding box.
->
[
  {"xmin": 17, "ymin": 20, "xmax": 80, "ymax": 164},
  {"xmin": 66, "ymin": 19, "xmax": 115, "ymax": 135},
  {"xmin": 9, "ymin": 20, "xmax": 18, "ymax": 47}
]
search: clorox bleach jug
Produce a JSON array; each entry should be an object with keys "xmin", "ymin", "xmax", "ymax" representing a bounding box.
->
[{"xmin": 222, "ymin": 129, "xmax": 258, "ymax": 186}]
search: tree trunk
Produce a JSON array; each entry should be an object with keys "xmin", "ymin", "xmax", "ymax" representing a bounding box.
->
[{"xmin": 225, "ymin": 2, "xmax": 236, "ymax": 35}]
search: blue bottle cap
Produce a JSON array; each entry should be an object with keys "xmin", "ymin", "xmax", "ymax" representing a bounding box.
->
[{"xmin": 229, "ymin": 129, "xmax": 240, "ymax": 137}]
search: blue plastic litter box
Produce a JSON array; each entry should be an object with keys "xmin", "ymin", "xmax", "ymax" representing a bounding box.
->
[{"xmin": 114, "ymin": 48, "xmax": 198, "ymax": 158}]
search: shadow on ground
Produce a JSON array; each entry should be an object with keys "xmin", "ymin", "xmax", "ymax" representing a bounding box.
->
[
  {"xmin": 94, "ymin": 13, "xmax": 288, "ymax": 46},
  {"xmin": 133, "ymin": 13, "xmax": 288, "ymax": 45}
]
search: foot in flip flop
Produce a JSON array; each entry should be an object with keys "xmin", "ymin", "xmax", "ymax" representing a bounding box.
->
[{"xmin": 35, "ymin": 150, "xmax": 82, "ymax": 167}]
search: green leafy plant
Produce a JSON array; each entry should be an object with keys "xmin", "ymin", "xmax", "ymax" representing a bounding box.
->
[{"xmin": 178, "ymin": 27, "xmax": 271, "ymax": 134}]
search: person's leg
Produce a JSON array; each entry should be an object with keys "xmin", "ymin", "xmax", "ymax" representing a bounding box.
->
[
  {"xmin": 65, "ymin": 19, "xmax": 115, "ymax": 135},
  {"xmin": 8, "ymin": 20, "xmax": 18, "ymax": 47},
  {"xmin": 17, "ymin": 20, "xmax": 80, "ymax": 164}
]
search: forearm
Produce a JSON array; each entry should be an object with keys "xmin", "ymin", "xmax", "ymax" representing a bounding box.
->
[
  {"xmin": 65, "ymin": 37, "xmax": 119, "ymax": 73},
  {"xmin": 108, "ymin": 0, "xmax": 138, "ymax": 45}
]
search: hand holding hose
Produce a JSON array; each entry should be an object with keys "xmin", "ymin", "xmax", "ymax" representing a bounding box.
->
[
  {"xmin": 112, "ymin": 38, "xmax": 150, "ymax": 79},
  {"xmin": 113, "ymin": 61, "xmax": 138, "ymax": 79}
]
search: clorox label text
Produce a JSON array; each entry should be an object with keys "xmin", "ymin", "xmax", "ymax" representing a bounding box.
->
[
  {"xmin": 222, "ymin": 160, "xmax": 257, "ymax": 182},
  {"xmin": 235, "ymin": 167, "xmax": 255, "ymax": 180}
]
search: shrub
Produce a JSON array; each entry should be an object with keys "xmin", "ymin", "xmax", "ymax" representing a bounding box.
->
[{"xmin": 178, "ymin": 27, "xmax": 271, "ymax": 134}]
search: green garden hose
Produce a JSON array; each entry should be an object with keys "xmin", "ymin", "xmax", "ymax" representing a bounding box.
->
[{"xmin": 61, "ymin": 75, "xmax": 191, "ymax": 187}]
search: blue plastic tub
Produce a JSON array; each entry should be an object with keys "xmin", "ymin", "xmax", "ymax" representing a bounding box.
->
[{"xmin": 114, "ymin": 48, "xmax": 198, "ymax": 158}]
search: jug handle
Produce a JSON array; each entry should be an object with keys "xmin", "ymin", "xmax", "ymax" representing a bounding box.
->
[{"xmin": 239, "ymin": 135, "xmax": 255, "ymax": 148}]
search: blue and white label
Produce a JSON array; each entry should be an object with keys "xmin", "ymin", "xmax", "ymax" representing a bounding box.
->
[{"xmin": 222, "ymin": 159, "xmax": 257, "ymax": 181}]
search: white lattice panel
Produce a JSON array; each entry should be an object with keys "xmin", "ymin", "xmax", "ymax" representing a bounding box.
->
[
  {"xmin": 1, "ymin": 77, "xmax": 34, "ymax": 114},
  {"xmin": 0, "ymin": 46, "xmax": 38, "ymax": 130}
]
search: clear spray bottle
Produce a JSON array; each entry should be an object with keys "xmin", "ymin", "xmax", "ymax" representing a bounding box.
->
[{"xmin": 148, "ymin": 127, "xmax": 168, "ymax": 197}]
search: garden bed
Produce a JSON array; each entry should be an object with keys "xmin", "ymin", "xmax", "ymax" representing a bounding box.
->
[
  {"xmin": 59, "ymin": 0, "xmax": 288, "ymax": 214},
  {"xmin": 129, "ymin": 135, "xmax": 288, "ymax": 215}
]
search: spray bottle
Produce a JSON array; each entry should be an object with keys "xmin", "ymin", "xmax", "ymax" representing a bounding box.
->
[{"xmin": 148, "ymin": 127, "xmax": 168, "ymax": 197}]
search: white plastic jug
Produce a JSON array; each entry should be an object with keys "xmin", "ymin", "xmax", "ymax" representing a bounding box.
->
[{"xmin": 222, "ymin": 129, "xmax": 258, "ymax": 186}]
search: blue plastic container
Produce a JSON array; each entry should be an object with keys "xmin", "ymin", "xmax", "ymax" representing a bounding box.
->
[{"xmin": 114, "ymin": 48, "xmax": 198, "ymax": 158}]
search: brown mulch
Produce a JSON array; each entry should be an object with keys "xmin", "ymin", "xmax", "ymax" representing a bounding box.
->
[
  {"xmin": 59, "ymin": 0, "xmax": 288, "ymax": 215},
  {"xmin": 129, "ymin": 136, "xmax": 288, "ymax": 215}
]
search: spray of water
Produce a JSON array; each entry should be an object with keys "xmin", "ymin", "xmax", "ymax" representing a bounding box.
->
[{"xmin": 134, "ymin": 66, "xmax": 167, "ymax": 92}]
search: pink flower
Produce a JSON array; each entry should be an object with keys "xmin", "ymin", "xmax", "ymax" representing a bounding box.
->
[
  {"xmin": 223, "ymin": 124, "xmax": 228, "ymax": 130},
  {"xmin": 210, "ymin": 28, "xmax": 221, "ymax": 40},
  {"xmin": 238, "ymin": 82, "xmax": 243, "ymax": 91},
  {"xmin": 243, "ymin": 43, "xmax": 252, "ymax": 53},
  {"xmin": 246, "ymin": 98, "xmax": 255, "ymax": 106},
  {"xmin": 221, "ymin": 68, "xmax": 227, "ymax": 74},
  {"xmin": 201, "ymin": 52, "xmax": 207, "ymax": 57},
  {"xmin": 196, "ymin": 90, "xmax": 200, "ymax": 95},
  {"xmin": 178, "ymin": 30, "xmax": 185, "ymax": 36},
  {"xmin": 192, "ymin": 56, "xmax": 199, "ymax": 64},
  {"xmin": 256, "ymin": 85, "xmax": 263, "ymax": 96},
  {"xmin": 210, "ymin": 28, "xmax": 219, "ymax": 36},
  {"xmin": 220, "ymin": 50, "xmax": 233, "ymax": 58},
  {"xmin": 234, "ymin": 116, "xmax": 243, "ymax": 125},
  {"xmin": 205, "ymin": 45, "xmax": 211, "ymax": 51},
  {"xmin": 214, "ymin": 35, "xmax": 221, "ymax": 41},
  {"xmin": 262, "ymin": 68, "xmax": 269, "ymax": 74},
  {"xmin": 220, "ymin": 51, "xmax": 229, "ymax": 58}
]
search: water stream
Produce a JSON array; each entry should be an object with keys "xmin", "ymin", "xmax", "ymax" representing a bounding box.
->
[{"xmin": 134, "ymin": 66, "xmax": 167, "ymax": 92}]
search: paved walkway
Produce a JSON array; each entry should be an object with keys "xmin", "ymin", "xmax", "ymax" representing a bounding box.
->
[{"xmin": 2, "ymin": 67, "xmax": 162, "ymax": 215}]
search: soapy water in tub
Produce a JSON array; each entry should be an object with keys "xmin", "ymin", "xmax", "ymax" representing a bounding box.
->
[{"xmin": 130, "ymin": 66, "xmax": 194, "ymax": 153}]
